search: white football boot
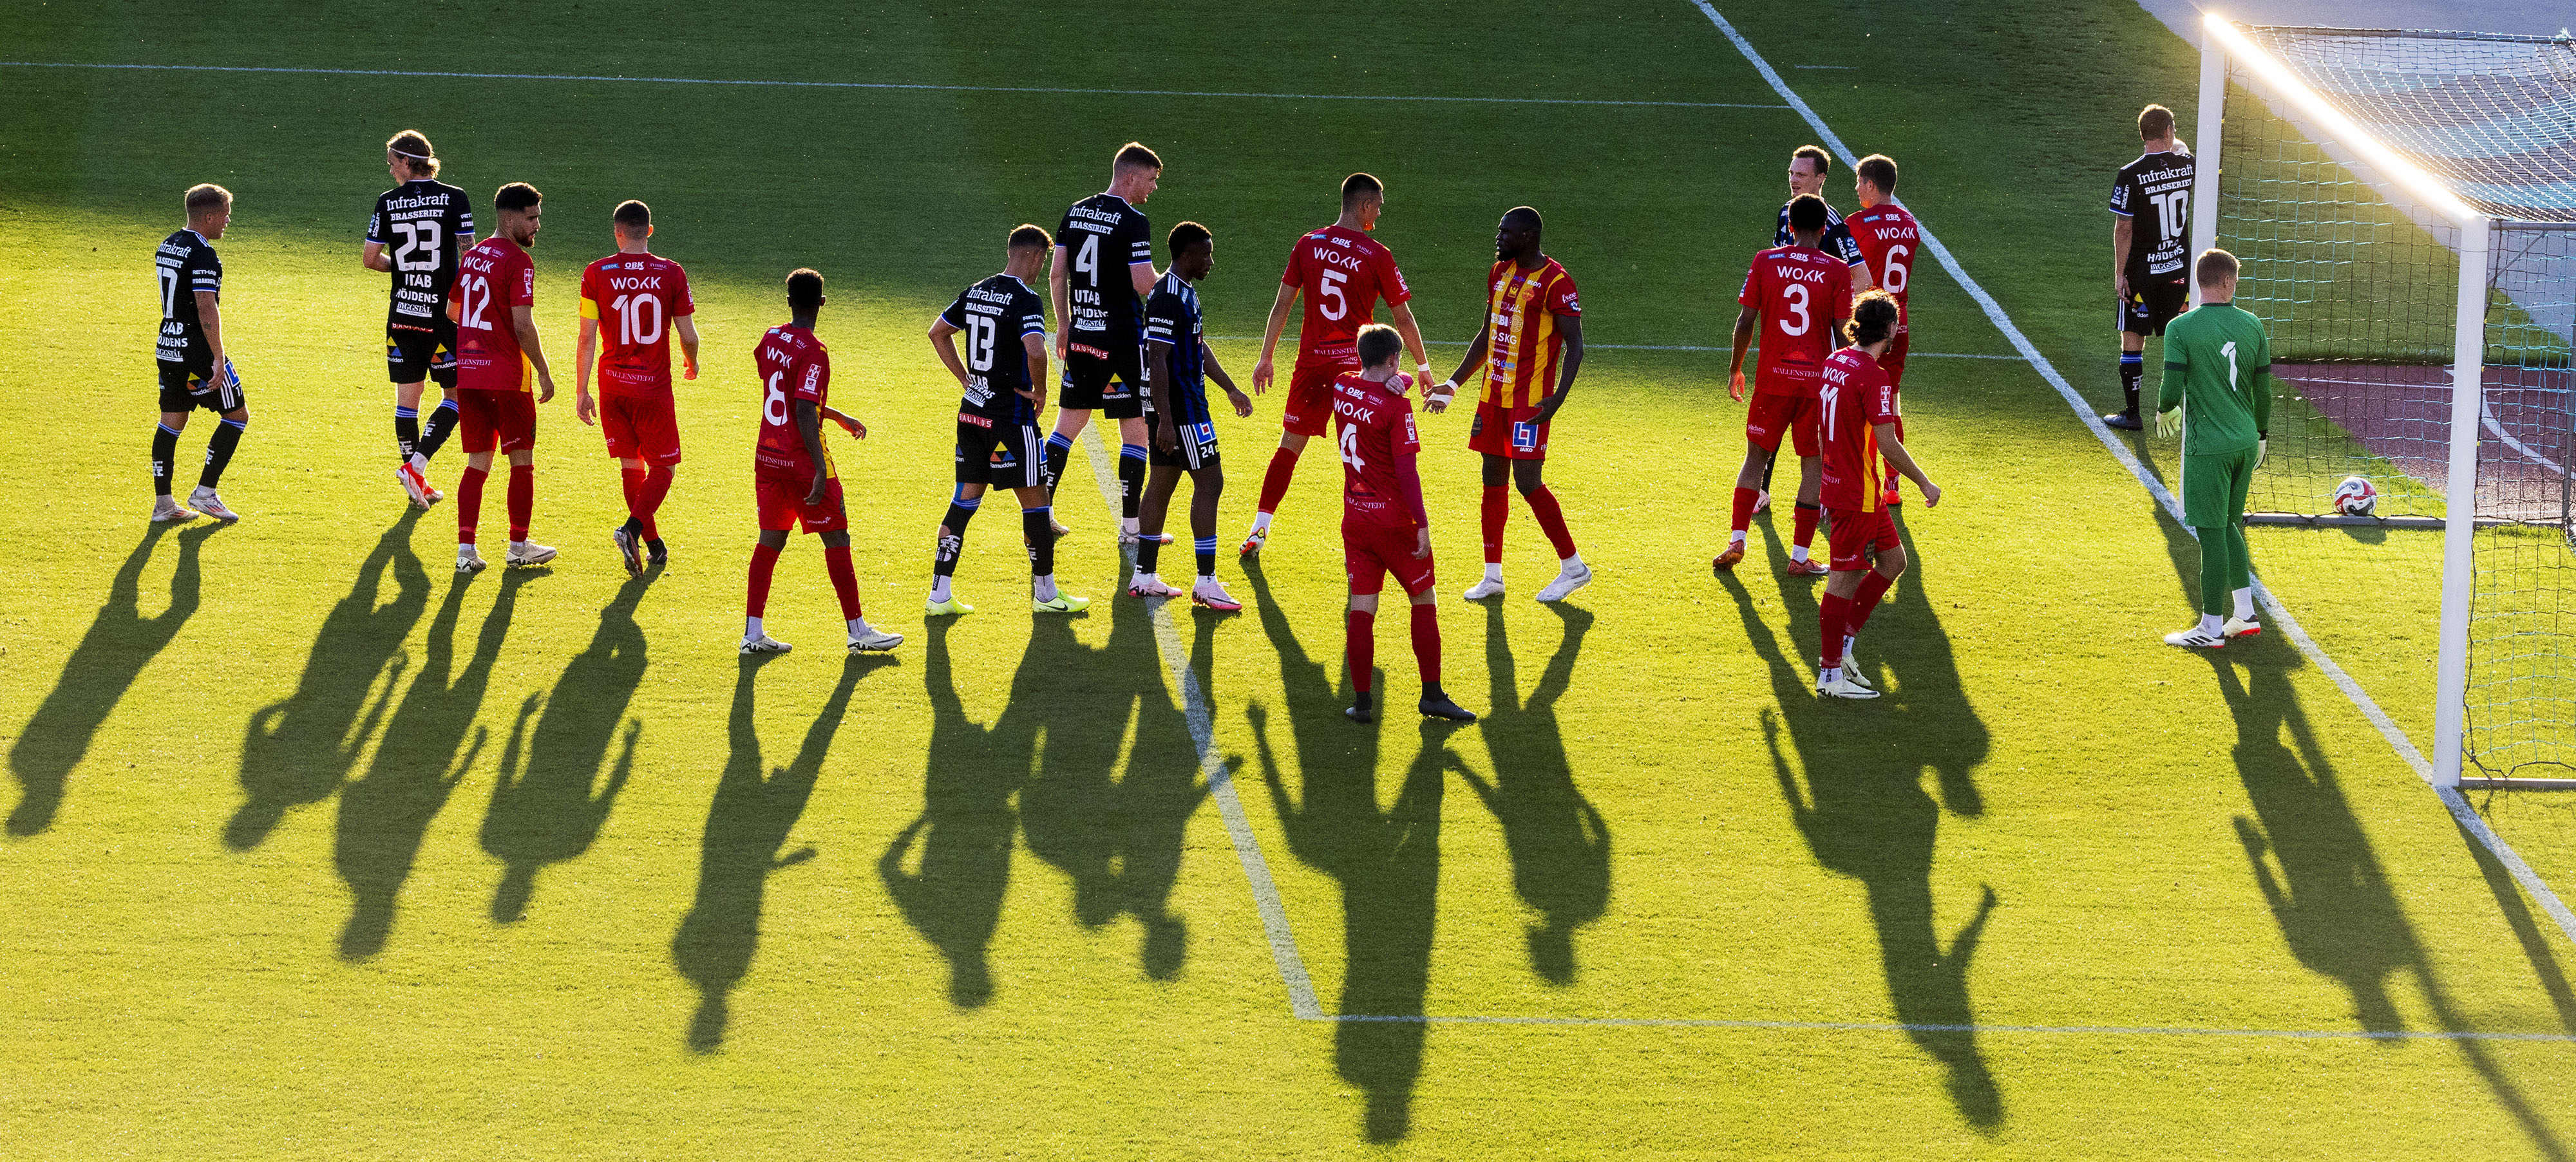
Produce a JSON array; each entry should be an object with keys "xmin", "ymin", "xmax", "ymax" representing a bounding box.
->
[
  {"xmin": 2222, "ymin": 617, "xmax": 2262, "ymax": 640},
  {"xmin": 1534, "ymin": 559, "xmax": 1593, "ymax": 603},
  {"xmin": 740, "ymin": 633, "xmax": 792, "ymax": 655},
  {"xmin": 457, "ymin": 545, "xmax": 489, "ymax": 574},
  {"xmin": 151, "ymin": 495, "xmax": 200, "ymax": 523},
  {"xmin": 1190, "ymin": 578, "xmax": 1243, "ymax": 612},
  {"xmin": 2163, "ymin": 625, "xmax": 2228, "ymax": 649},
  {"xmin": 188, "ymin": 486, "xmax": 239, "ymax": 522},
  {"xmin": 848, "ymin": 627, "xmax": 905, "ymax": 653},
  {"xmin": 1816, "ymin": 671, "xmax": 1881, "ymax": 700},
  {"xmin": 1463, "ymin": 575, "xmax": 1507, "ymax": 601},
  {"xmin": 397, "ymin": 463, "xmax": 435, "ymax": 509},
  {"xmin": 506, "ymin": 541, "xmax": 558, "ymax": 568},
  {"xmin": 1128, "ymin": 574, "xmax": 1184, "ymax": 599}
]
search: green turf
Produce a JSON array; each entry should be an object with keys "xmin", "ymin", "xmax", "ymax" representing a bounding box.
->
[{"xmin": 5, "ymin": 1, "xmax": 2575, "ymax": 1156}]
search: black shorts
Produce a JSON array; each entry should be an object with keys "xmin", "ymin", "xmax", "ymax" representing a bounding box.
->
[
  {"xmin": 387, "ymin": 318, "xmax": 459, "ymax": 387},
  {"xmin": 2119, "ymin": 277, "xmax": 2190, "ymax": 336},
  {"xmin": 955, "ymin": 417, "xmax": 1046, "ymax": 489},
  {"xmin": 157, "ymin": 357, "xmax": 243, "ymax": 413},
  {"xmin": 1148, "ymin": 418, "xmax": 1220, "ymax": 471},
  {"xmin": 1059, "ymin": 338, "xmax": 1146, "ymax": 420}
]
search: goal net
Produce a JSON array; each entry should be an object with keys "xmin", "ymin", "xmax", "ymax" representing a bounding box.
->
[{"xmin": 2202, "ymin": 21, "xmax": 2576, "ymax": 783}]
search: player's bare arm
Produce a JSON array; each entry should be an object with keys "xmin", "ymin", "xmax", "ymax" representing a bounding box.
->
[
  {"xmin": 361, "ymin": 239, "xmax": 391, "ymax": 273},
  {"xmin": 1438, "ymin": 319, "xmax": 1493, "ymax": 417},
  {"xmin": 1202, "ymin": 341, "xmax": 1252, "ymax": 417},
  {"xmin": 675, "ymin": 314, "xmax": 699, "ymax": 380},
  {"xmin": 1877, "ymin": 422, "xmax": 1940, "ymax": 506},
  {"xmin": 511, "ymin": 304, "xmax": 555, "ymax": 402},
  {"xmin": 1386, "ymin": 299, "xmax": 1438, "ymax": 407},
  {"xmin": 793, "ymin": 398, "xmax": 833, "ymax": 505},
  {"xmin": 1146, "ymin": 342, "xmax": 1179, "ymax": 454},
  {"xmin": 1727, "ymin": 306, "xmax": 1757, "ymax": 401},
  {"xmin": 1130, "ymin": 259, "xmax": 1158, "ymax": 297},
  {"xmin": 2112, "ymin": 214, "xmax": 2134, "ymax": 301},
  {"xmin": 1048, "ymin": 244, "xmax": 1071, "ymax": 360},
  {"xmin": 1019, "ymin": 332, "xmax": 1049, "ymax": 410},
  {"xmin": 574, "ymin": 314, "xmax": 600, "ymax": 425},
  {"xmin": 195, "ymin": 290, "xmax": 227, "ymax": 379},
  {"xmin": 1533, "ymin": 313, "xmax": 1583, "ymax": 424},
  {"xmin": 1252, "ymin": 281, "xmax": 1298, "ymax": 393},
  {"xmin": 819, "ymin": 404, "xmax": 864, "ymax": 439},
  {"xmin": 927, "ymin": 316, "xmax": 972, "ymax": 387}
]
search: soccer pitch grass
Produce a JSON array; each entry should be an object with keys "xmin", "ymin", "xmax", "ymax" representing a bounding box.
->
[{"xmin": 6, "ymin": 0, "xmax": 2576, "ymax": 1156}]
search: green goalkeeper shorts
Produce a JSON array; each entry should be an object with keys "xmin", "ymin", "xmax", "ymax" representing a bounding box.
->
[{"xmin": 2181, "ymin": 447, "xmax": 2257, "ymax": 528}]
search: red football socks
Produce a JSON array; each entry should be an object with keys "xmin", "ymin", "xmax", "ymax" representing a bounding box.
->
[
  {"xmin": 1792, "ymin": 503, "xmax": 1819, "ymax": 550},
  {"xmin": 1256, "ymin": 446, "xmax": 1300, "ymax": 516},
  {"xmin": 1819, "ymin": 592, "xmax": 1851, "ymax": 671},
  {"xmin": 620, "ymin": 465, "xmax": 645, "ymax": 525},
  {"xmin": 1410, "ymin": 602, "xmax": 1442, "ymax": 685},
  {"xmin": 1346, "ymin": 608, "xmax": 1376, "ymax": 695},
  {"xmin": 1850, "ymin": 569, "xmax": 1895, "ymax": 635},
  {"xmin": 1481, "ymin": 485, "xmax": 1510, "ymax": 564},
  {"xmin": 823, "ymin": 543, "xmax": 862, "ymax": 621},
  {"xmin": 1526, "ymin": 485, "xmax": 1577, "ymax": 559},
  {"xmin": 1731, "ymin": 486, "xmax": 1758, "ymax": 534},
  {"xmin": 639, "ymin": 465, "xmax": 674, "ymax": 540},
  {"xmin": 455, "ymin": 465, "xmax": 489, "ymax": 545},
  {"xmin": 746, "ymin": 542, "xmax": 781, "ymax": 618},
  {"xmin": 507, "ymin": 464, "xmax": 533, "ymax": 541}
]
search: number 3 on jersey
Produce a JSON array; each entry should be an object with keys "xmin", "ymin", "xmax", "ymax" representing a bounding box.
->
[{"xmin": 1779, "ymin": 283, "xmax": 1811, "ymax": 336}]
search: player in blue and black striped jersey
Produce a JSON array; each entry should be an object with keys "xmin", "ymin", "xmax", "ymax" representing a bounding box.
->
[
  {"xmin": 1046, "ymin": 141, "xmax": 1163, "ymax": 539},
  {"xmin": 1130, "ymin": 221, "xmax": 1253, "ymax": 611},
  {"xmin": 150, "ymin": 183, "xmax": 251, "ymax": 523},
  {"xmin": 927, "ymin": 225, "xmax": 1088, "ymax": 616}
]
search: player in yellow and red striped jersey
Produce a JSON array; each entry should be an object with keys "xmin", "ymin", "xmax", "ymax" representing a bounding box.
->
[
  {"xmin": 1433, "ymin": 207, "xmax": 1591, "ymax": 604},
  {"xmin": 1812, "ymin": 291, "xmax": 1940, "ymax": 698}
]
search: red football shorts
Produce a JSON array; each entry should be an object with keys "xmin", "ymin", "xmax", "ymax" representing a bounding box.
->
[
  {"xmin": 1825, "ymin": 506, "xmax": 1900, "ymax": 572},
  {"xmin": 1745, "ymin": 390, "xmax": 1819, "ymax": 457},
  {"xmin": 601, "ymin": 391, "xmax": 681, "ymax": 465},
  {"xmin": 755, "ymin": 464, "xmax": 848, "ymax": 534},
  {"xmin": 457, "ymin": 389, "xmax": 536, "ymax": 454},
  {"xmin": 1882, "ymin": 326, "xmax": 1910, "ymax": 389},
  {"xmin": 1467, "ymin": 400, "xmax": 1551, "ymax": 460},
  {"xmin": 1343, "ymin": 523, "xmax": 1435, "ymax": 597},
  {"xmin": 1282, "ymin": 360, "xmax": 1352, "ymax": 438}
]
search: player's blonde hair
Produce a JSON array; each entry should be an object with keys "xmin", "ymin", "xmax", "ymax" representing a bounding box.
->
[
  {"xmin": 2195, "ymin": 248, "xmax": 2240, "ymax": 288},
  {"xmin": 184, "ymin": 183, "xmax": 232, "ymax": 217},
  {"xmin": 386, "ymin": 129, "xmax": 439, "ymax": 177}
]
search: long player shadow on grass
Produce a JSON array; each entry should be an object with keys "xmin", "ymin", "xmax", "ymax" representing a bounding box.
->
[
  {"xmin": 1463, "ymin": 601, "xmax": 1609, "ymax": 985},
  {"xmin": 2151, "ymin": 510, "xmax": 2574, "ymax": 1158},
  {"xmin": 228, "ymin": 513, "xmax": 433, "ymax": 850},
  {"xmin": 673, "ymin": 651, "xmax": 884, "ymax": 1053},
  {"xmin": 1245, "ymin": 558, "xmax": 1457, "ymax": 1145},
  {"xmin": 10, "ymin": 521, "xmax": 220, "ymax": 837},
  {"xmin": 1721, "ymin": 513, "xmax": 2002, "ymax": 1131},
  {"xmin": 480, "ymin": 576, "xmax": 648, "ymax": 924},
  {"xmin": 335, "ymin": 568, "xmax": 525, "ymax": 959},
  {"xmin": 881, "ymin": 617, "xmax": 1026, "ymax": 1009}
]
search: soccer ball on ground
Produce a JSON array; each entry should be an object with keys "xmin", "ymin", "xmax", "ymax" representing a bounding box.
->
[{"xmin": 2333, "ymin": 476, "xmax": 2378, "ymax": 517}]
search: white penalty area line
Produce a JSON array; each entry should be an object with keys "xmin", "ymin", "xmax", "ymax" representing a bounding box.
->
[
  {"xmin": 1686, "ymin": 0, "xmax": 2576, "ymax": 952},
  {"xmin": 1076, "ymin": 430, "xmax": 1324, "ymax": 1019},
  {"xmin": 0, "ymin": 61, "xmax": 1790, "ymax": 111}
]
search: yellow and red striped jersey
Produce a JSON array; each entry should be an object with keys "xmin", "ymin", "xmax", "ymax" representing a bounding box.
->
[{"xmin": 1480, "ymin": 258, "xmax": 1580, "ymax": 409}]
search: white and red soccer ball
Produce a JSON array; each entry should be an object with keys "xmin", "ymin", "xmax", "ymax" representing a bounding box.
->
[{"xmin": 2334, "ymin": 475, "xmax": 2378, "ymax": 517}]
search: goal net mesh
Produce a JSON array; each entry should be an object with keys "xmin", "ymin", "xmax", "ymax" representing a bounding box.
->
[{"xmin": 2218, "ymin": 26, "xmax": 2576, "ymax": 775}]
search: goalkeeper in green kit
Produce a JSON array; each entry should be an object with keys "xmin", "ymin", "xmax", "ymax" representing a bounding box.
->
[{"xmin": 2155, "ymin": 248, "xmax": 2272, "ymax": 649}]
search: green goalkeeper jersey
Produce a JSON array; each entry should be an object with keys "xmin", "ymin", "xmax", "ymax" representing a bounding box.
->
[{"xmin": 2158, "ymin": 302, "xmax": 2273, "ymax": 456}]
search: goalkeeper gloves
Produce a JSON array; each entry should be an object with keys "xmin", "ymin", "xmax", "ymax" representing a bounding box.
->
[
  {"xmin": 2255, "ymin": 438, "xmax": 2267, "ymax": 469},
  {"xmin": 2154, "ymin": 408, "xmax": 2181, "ymax": 438}
]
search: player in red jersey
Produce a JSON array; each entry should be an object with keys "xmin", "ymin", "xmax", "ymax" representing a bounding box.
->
[
  {"xmin": 1335, "ymin": 325, "xmax": 1475, "ymax": 724},
  {"xmin": 1240, "ymin": 173, "xmax": 1437, "ymax": 556},
  {"xmin": 1716, "ymin": 194, "xmax": 1851, "ymax": 577},
  {"xmin": 1846, "ymin": 154, "xmax": 1922, "ymax": 507},
  {"xmin": 574, "ymin": 200, "xmax": 699, "ymax": 576},
  {"xmin": 741, "ymin": 269, "xmax": 900, "ymax": 656},
  {"xmin": 444, "ymin": 182, "xmax": 557, "ymax": 574},
  {"xmin": 1435, "ymin": 206, "xmax": 1591, "ymax": 603},
  {"xmin": 1813, "ymin": 292, "xmax": 1940, "ymax": 699}
]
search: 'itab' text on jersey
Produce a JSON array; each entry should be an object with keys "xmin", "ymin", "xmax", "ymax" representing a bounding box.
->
[
  {"xmin": 450, "ymin": 236, "xmax": 536, "ymax": 392},
  {"xmin": 2159, "ymin": 302, "xmax": 2274, "ymax": 456},
  {"xmin": 2110, "ymin": 149, "xmax": 2196, "ymax": 283},
  {"xmin": 1481, "ymin": 257, "xmax": 1580, "ymax": 409},
  {"xmin": 1739, "ymin": 245, "xmax": 1853, "ymax": 397},
  {"xmin": 1057, "ymin": 192, "xmax": 1153, "ymax": 351},
  {"xmin": 1846, "ymin": 202, "xmax": 1921, "ymax": 322},
  {"xmin": 1775, "ymin": 198, "xmax": 1864, "ymax": 268},
  {"xmin": 941, "ymin": 274, "xmax": 1049, "ymax": 429},
  {"xmin": 1144, "ymin": 270, "xmax": 1213, "ymax": 429},
  {"xmin": 1282, "ymin": 225, "xmax": 1410, "ymax": 368},
  {"xmin": 578, "ymin": 251, "xmax": 696, "ymax": 398},
  {"xmin": 366, "ymin": 179, "xmax": 475, "ymax": 330},
  {"xmin": 1333, "ymin": 373, "xmax": 1428, "ymax": 532},
  {"xmin": 1817, "ymin": 348, "xmax": 1900, "ymax": 511},
  {"xmin": 754, "ymin": 324, "xmax": 833, "ymax": 474},
  {"xmin": 154, "ymin": 229, "xmax": 222, "ymax": 366}
]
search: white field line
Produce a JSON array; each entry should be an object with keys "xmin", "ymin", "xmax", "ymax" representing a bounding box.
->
[
  {"xmin": 1077, "ymin": 430, "xmax": 1323, "ymax": 1019},
  {"xmin": 2483, "ymin": 395, "xmax": 2570, "ymax": 479},
  {"xmin": 1329, "ymin": 1012, "xmax": 2576, "ymax": 1042},
  {"xmin": 0, "ymin": 61, "xmax": 1789, "ymax": 110},
  {"xmin": 1206, "ymin": 335, "xmax": 2019, "ymax": 358},
  {"xmin": 1684, "ymin": 0, "xmax": 2576, "ymax": 951}
]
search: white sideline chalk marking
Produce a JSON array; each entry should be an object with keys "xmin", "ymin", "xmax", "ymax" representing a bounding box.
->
[
  {"xmin": 1208, "ymin": 335, "xmax": 2018, "ymax": 358},
  {"xmin": 0, "ymin": 61, "xmax": 1790, "ymax": 111},
  {"xmin": 1077, "ymin": 433, "xmax": 1323, "ymax": 1019},
  {"xmin": 2483, "ymin": 395, "xmax": 2570, "ymax": 479},
  {"xmin": 1686, "ymin": 0, "xmax": 2576, "ymax": 952},
  {"xmin": 1331, "ymin": 1012, "xmax": 2576, "ymax": 1042}
]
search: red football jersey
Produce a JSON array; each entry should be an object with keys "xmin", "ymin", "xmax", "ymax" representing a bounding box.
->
[
  {"xmin": 1282, "ymin": 225, "xmax": 1410, "ymax": 368},
  {"xmin": 1817, "ymin": 348, "xmax": 1900, "ymax": 512},
  {"xmin": 1332, "ymin": 371, "xmax": 1426, "ymax": 531},
  {"xmin": 1846, "ymin": 203, "xmax": 1921, "ymax": 322},
  {"xmin": 450, "ymin": 236, "xmax": 536, "ymax": 392},
  {"xmin": 753, "ymin": 324, "xmax": 831, "ymax": 473},
  {"xmin": 580, "ymin": 252, "xmax": 695, "ymax": 397},
  {"xmin": 1738, "ymin": 245, "xmax": 1852, "ymax": 398}
]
